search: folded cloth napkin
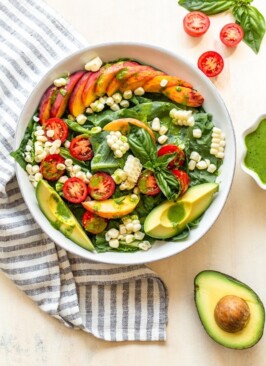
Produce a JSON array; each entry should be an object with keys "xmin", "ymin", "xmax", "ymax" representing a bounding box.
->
[{"xmin": 0, "ymin": 0, "xmax": 168, "ymax": 341}]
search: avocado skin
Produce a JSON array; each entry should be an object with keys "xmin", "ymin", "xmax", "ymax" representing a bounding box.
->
[
  {"xmin": 194, "ymin": 270, "xmax": 265, "ymax": 349},
  {"xmin": 36, "ymin": 180, "xmax": 94, "ymax": 252}
]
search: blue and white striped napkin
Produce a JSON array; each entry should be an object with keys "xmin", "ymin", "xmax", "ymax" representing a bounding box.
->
[{"xmin": 0, "ymin": 0, "xmax": 168, "ymax": 341}]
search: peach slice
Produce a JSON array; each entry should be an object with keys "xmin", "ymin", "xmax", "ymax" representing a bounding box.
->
[
  {"xmin": 119, "ymin": 69, "xmax": 165, "ymax": 92},
  {"xmin": 82, "ymin": 69, "xmax": 102, "ymax": 107},
  {"xmin": 68, "ymin": 72, "xmax": 91, "ymax": 117},
  {"xmin": 103, "ymin": 118, "xmax": 155, "ymax": 141},
  {"xmin": 38, "ymin": 85, "xmax": 58, "ymax": 124},
  {"xmin": 163, "ymin": 86, "xmax": 204, "ymax": 107},
  {"xmin": 106, "ymin": 65, "xmax": 154, "ymax": 95},
  {"xmin": 95, "ymin": 61, "xmax": 139, "ymax": 98},
  {"xmin": 144, "ymin": 75, "xmax": 193, "ymax": 93},
  {"xmin": 82, "ymin": 194, "xmax": 140, "ymax": 219},
  {"xmin": 50, "ymin": 71, "xmax": 85, "ymax": 118}
]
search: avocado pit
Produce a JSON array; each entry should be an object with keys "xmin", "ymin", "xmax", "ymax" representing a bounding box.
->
[{"xmin": 214, "ymin": 295, "xmax": 250, "ymax": 333}]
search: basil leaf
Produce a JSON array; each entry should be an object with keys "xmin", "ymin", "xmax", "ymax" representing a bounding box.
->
[
  {"xmin": 155, "ymin": 169, "xmax": 180, "ymax": 201},
  {"xmin": 156, "ymin": 152, "xmax": 177, "ymax": 168},
  {"xmin": 128, "ymin": 127, "xmax": 157, "ymax": 165},
  {"xmin": 233, "ymin": 5, "xmax": 266, "ymax": 54},
  {"xmin": 178, "ymin": 0, "xmax": 235, "ymax": 15}
]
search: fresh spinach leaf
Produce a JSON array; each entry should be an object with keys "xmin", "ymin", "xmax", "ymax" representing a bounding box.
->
[
  {"xmin": 10, "ymin": 118, "xmax": 36, "ymax": 170},
  {"xmin": 178, "ymin": 0, "xmax": 235, "ymax": 15},
  {"xmin": 59, "ymin": 147, "xmax": 89, "ymax": 171},
  {"xmin": 64, "ymin": 119, "xmax": 93, "ymax": 135},
  {"xmin": 233, "ymin": 4, "xmax": 266, "ymax": 54},
  {"xmin": 171, "ymin": 226, "xmax": 190, "ymax": 241}
]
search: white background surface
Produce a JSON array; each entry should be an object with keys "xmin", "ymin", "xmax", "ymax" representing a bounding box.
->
[{"xmin": 1, "ymin": 0, "xmax": 266, "ymax": 365}]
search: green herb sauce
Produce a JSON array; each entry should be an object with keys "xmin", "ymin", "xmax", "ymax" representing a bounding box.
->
[{"xmin": 244, "ymin": 118, "xmax": 266, "ymax": 184}]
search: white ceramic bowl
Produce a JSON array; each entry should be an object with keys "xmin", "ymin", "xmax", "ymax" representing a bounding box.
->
[
  {"xmin": 15, "ymin": 42, "xmax": 236, "ymax": 265},
  {"xmin": 241, "ymin": 113, "xmax": 266, "ymax": 189}
]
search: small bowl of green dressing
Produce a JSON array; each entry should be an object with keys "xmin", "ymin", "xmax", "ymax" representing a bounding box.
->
[{"xmin": 241, "ymin": 114, "xmax": 266, "ymax": 189}]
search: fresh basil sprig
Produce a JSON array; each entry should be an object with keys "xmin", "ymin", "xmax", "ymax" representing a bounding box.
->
[
  {"xmin": 128, "ymin": 127, "xmax": 181, "ymax": 201},
  {"xmin": 178, "ymin": 0, "xmax": 266, "ymax": 54}
]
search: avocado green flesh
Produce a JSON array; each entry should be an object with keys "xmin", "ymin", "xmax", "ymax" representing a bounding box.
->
[
  {"xmin": 144, "ymin": 183, "xmax": 219, "ymax": 239},
  {"xmin": 194, "ymin": 271, "xmax": 265, "ymax": 349},
  {"xmin": 36, "ymin": 180, "xmax": 94, "ymax": 252}
]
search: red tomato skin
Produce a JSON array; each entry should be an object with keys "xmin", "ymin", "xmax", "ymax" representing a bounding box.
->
[
  {"xmin": 220, "ymin": 23, "xmax": 244, "ymax": 47},
  {"xmin": 137, "ymin": 170, "xmax": 161, "ymax": 196},
  {"xmin": 40, "ymin": 154, "xmax": 65, "ymax": 181},
  {"xmin": 63, "ymin": 177, "xmax": 88, "ymax": 203},
  {"xmin": 82, "ymin": 211, "xmax": 108, "ymax": 234},
  {"xmin": 183, "ymin": 11, "xmax": 210, "ymax": 37},
  {"xmin": 88, "ymin": 172, "xmax": 115, "ymax": 201},
  {"xmin": 69, "ymin": 134, "xmax": 93, "ymax": 161},
  {"xmin": 198, "ymin": 51, "xmax": 224, "ymax": 78},
  {"xmin": 157, "ymin": 145, "xmax": 185, "ymax": 168},
  {"xmin": 43, "ymin": 117, "xmax": 68, "ymax": 143},
  {"xmin": 171, "ymin": 169, "xmax": 190, "ymax": 196}
]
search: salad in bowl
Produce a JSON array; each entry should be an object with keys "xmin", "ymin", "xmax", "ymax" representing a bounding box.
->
[{"xmin": 12, "ymin": 43, "xmax": 235, "ymax": 264}]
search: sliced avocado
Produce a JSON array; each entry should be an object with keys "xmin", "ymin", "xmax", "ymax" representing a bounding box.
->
[
  {"xmin": 194, "ymin": 270, "xmax": 265, "ymax": 349},
  {"xmin": 144, "ymin": 183, "xmax": 219, "ymax": 239},
  {"xmin": 36, "ymin": 180, "xmax": 94, "ymax": 252}
]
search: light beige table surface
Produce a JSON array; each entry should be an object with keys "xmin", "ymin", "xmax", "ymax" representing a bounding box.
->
[{"xmin": 1, "ymin": 0, "xmax": 266, "ymax": 365}]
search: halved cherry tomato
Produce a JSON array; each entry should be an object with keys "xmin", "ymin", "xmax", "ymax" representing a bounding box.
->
[
  {"xmin": 220, "ymin": 23, "xmax": 244, "ymax": 47},
  {"xmin": 63, "ymin": 177, "xmax": 88, "ymax": 203},
  {"xmin": 43, "ymin": 117, "xmax": 68, "ymax": 143},
  {"xmin": 69, "ymin": 134, "xmax": 93, "ymax": 161},
  {"xmin": 172, "ymin": 169, "xmax": 190, "ymax": 196},
  {"xmin": 40, "ymin": 154, "xmax": 65, "ymax": 181},
  {"xmin": 198, "ymin": 51, "xmax": 224, "ymax": 78},
  {"xmin": 88, "ymin": 172, "xmax": 115, "ymax": 201},
  {"xmin": 158, "ymin": 144, "xmax": 185, "ymax": 168},
  {"xmin": 82, "ymin": 211, "xmax": 108, "ymax": 234},
  {"xmin": 183, "ymin": 11, "xmax": 210, "ymax": 37},
  {"xmin": 137, "ymin": 170, "xmax": 161, "ymax": 196}
]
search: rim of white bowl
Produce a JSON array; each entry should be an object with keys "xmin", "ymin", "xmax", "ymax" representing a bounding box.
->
[
  {"xmin": 241, "ymin": 113, "xmax": 266, "ymax": 190},
  {"xmin": 14, "ymin": 41, "xmax": 236, "ymax": 265}
]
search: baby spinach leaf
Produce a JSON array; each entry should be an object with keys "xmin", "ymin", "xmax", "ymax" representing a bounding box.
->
[
  {"xmin": 59, "ymin": 148, "xmax": 89, "ymax": 171},
  {"xmin": 10, "ymin": 117, "xmax": 36, "ymax": 170},
  {"xmin": 178, "ymin": 0, "xmax": 235, "ymax": 15}
]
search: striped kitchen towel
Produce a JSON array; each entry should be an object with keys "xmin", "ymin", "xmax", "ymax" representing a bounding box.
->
[{"xmin": 0, "ymin": 0, "xmax": 168, "ymax": 341}]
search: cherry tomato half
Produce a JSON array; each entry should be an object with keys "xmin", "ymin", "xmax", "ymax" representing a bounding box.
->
[
  {"xmin": 158, "ymin": 144, "xmax": 185, "ymax": 169},
  {"xmin": 63, "ymin": 177, "xmax": 88, "ymax": 203},
  {"xmin": 220, "ymin": 23, "xmax": 244, "ymax": 47},
  {"xmin": 137, "ymin": 170, "xmax": 161, "ymax": 196},
  {"xmin": 172, "ymin": 169, "xmax": 190, "ymax": 196},
  {"xmin": 88, "ymin": 172, "xmax": 115, "ymax": 201},
  {"xmin": 43, "ymin": 117, "xmax": 68, "ymax": 143},
  {"xmin": 69, "ymin": 134, "xmax": 94, "ymax": 161},
  {"xmin": 82, "ymin": 211, "xmax": 108, "ymax": 234},
  {"xmin": 198, "ymin": 51, "xmax": 224, "ymax": 78},
  {"xmin": 183, "ymin": 11, "xmax": 210, "ymax": 37},
  {"xmin": 40, "ymin": 154, "xmax": 65, "ymax": 181}
]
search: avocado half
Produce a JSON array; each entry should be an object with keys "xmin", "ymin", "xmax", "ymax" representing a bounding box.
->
[
  {"xmin": 36, "ymin": 180, "xmax": 94, "ymax": 252},
  {"xmin": 194, "ymin": 270, "xmax": 265, "ymax": 349}
]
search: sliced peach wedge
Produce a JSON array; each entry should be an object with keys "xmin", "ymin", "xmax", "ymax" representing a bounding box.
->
[
  {"xmin": 82, "ymin": 194, "xmax": 140, "ymax": 219},
  {"xmin": 38, "ymin": 85, "xmax": 58, "ymax": 124},
  {"xmin": 119, "ymin": 68, "xmax": 165, "ymax": 92},
  {"xmin": 82, "ymin": 69, "xmax": 102, "ymax": 108},
  {"xmin": 50, "ymin": 71, "xmax": 85, "ymax": 118},
  {"xmin": 103, "ymin": 118, "xmax": 156, "ymax": 141},
  {"xmin": 95, "ymin": 61, "xmax": 139, "ymax": 98},
  {"xmin": 144, "ymin": 75, "xmax": 193, "ymax": 93},
  {"xmin": 163, "ymin": 85, "xmax": 204, "ymax": 107},
  {"xmin": 68, "ymin": 72, "xmax": 91, "ymax": 117}
]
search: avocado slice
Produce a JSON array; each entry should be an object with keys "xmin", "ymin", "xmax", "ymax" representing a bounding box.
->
[
  {"xmin": 194, "ymin": 270, "xmax": 265, "ymax": 349},
  {"xmin": 36, "ymin": 180, "xmax": 94, "ymax": 252},
  {"xmin": 144, "ymin": 183, "xmax": 219, "ymax": 239}
]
